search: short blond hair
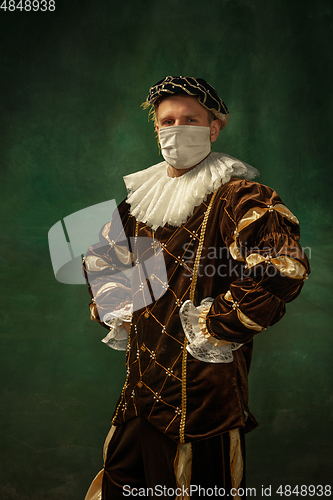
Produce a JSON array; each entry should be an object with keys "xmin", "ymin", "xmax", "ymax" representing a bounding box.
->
[{"xmin": 142, "ymin": 95, "xmax": 220, "ymax": 134}]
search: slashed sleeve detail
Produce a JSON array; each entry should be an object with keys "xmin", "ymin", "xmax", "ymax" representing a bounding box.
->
[
  {"xmin": 82, "ymin": 202, "xmax": 134, "ymax": 341},
  {"xmin": 205, "ymin": 179, "xmax": 310, "ymax": 344}
]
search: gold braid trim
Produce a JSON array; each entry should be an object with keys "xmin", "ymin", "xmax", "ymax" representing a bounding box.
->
[
  {"xmin": 111, "ymin": 320, "xmax": 133, "ymax": 425},
  {"xmin": 179, "ymin": 191, "xmax": 218, "ymax": 443},
  {"xmin": 111, "ymin": 320, "xmax": 132, "ymax": 425},
  {"xmin": 111, "ymin": 221, "xmax": 139, "ymax": 425}
]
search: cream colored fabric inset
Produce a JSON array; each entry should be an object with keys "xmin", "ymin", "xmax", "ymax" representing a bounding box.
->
[
  {"xmin": 85, "ymin": 255, "xmax": 111, "ymax": 272},
  {"xmin": 103, "ymin": 425, "xmax": 117, "ymax": 462},
  {"xmin": 174, "ymin": 442, "xmax": 192, "ymax": 499},
  {"xmin": 274, "ymin": 203, "xmax": 299, "ymax": 225},
  {"xmin": 84, "ymin": 469, "xmax": 104, "ymax": 500},
  {"xmin": 245, "ymin": 253, "xmax": 306, "ymax": 279},
  {"xmin": 229, "ymin": 429, "xmax": 244, "ymax": 500},
  {"xmin": 113, "ymin": 244, "xmax": 133, "ymax": 265},
  {"xmin": 237, "ymin": 309, "xmax": 264, "ymax": 332},
  {"xmin": 229, "ymin": 202, "xmax": 299, "ymax": 263},
  {"xmin": 225, "ymin": 290, "xmax": 264, "ymax": 332},
  {"xmin": 84, "ymin": 425, "xmax": 117, "ymax": 500},
  {"xmin": 101, "ymin": 222, "xmax": 133, "ymax": 265},
  {"xmin": 271, "ymin": 255, "xmax": 306, "ymax": 279},
  {"xmin": 95, "ymin": 281, "xmax": 130, "ymax": 298},
  {"xmin": 237, "ymin": 206, "xmax": 268, "ymax": 233},
  {"xmin": 229, "ymin": 241, "xmax": 245, "ymax": 262},
  {"xmin": 237, "ymin": 203, "xmax": 299, "ymax": 235}
]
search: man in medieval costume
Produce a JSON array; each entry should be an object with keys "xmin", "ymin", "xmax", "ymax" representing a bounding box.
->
[{"xmin": 83, "ymin": 76, "xmax": 310, "ymax": 499}]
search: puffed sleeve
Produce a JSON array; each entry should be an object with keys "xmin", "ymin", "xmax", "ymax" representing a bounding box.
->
[
  {"xmin": 204, "ymin": 179, "xmax": 310, "ymax": 344},
  {"xmin": 82, "ymin": 201, "xmax": 134, "ymax": 344}
]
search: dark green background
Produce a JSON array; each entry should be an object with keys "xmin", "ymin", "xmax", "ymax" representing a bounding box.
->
[{"xmin": 1, "ymin": 0, "xmax": 332, "ymax": 498}]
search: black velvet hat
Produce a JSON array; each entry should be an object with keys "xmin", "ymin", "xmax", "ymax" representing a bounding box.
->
[{"xmin": 145, "ymin": 76, "xmax": 229, "ymax": 129}]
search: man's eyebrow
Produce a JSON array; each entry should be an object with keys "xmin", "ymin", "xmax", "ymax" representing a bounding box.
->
[{"xmin": 159, "ymin": 113, "xmax": 201, "ymax": 120}]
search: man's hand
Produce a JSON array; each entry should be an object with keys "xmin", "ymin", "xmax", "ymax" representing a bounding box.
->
[{"xmin": 123, "ymin": 321, "xmax": 131, "ymax": 334}]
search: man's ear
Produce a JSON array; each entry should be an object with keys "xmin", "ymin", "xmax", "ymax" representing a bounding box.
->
[{"xmin": 210, "ymin": 119, "xmax": 222, "ymax": 143}]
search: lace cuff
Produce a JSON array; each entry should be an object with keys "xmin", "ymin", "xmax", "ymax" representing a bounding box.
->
[
  {"xmin": 179, "ymin": 298, "xmax": 242, "ymax": 363},
  {"xmin": 107, "ymin": 302, "xmax": 133, "ymax": 322},
  {"xmin": 101, "ymin": 314, "xmax": 129, "ymax": 351}
]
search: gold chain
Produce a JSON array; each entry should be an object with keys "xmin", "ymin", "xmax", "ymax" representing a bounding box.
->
[
  {"xmin": 179, "ymin": 190, "xmax": 218, "ymax": 443},
  {"xmin": 111, "ymin": 221, "xmax": 139, "ymax": 424},
  {"xmin": 111, "ymin": 319, "xmax": 132, "ymax": 425}
]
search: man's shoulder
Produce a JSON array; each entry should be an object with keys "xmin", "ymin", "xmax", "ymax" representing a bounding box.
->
[
  {"xmin": 215, "ymin": 176, "xmax": 262, "ymax": 199},
  {"xmin": 218, "ymin": 176, "xmax": 278, "ymax": 199},
  {"xmin": 213, "ymin": 176, "xmax": 284, "ymax": 224}
]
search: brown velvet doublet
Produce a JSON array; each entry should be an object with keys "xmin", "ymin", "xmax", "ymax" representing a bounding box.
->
[{"xmin": 83, "ymin": 177, "xmax": 310, "ymax": 444}]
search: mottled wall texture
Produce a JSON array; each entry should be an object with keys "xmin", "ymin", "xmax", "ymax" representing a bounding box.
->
[{"xmin": 1, "ymin": 0, "xmax": 332, "ymax": 498}]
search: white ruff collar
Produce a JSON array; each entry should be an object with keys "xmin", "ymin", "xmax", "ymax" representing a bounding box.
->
[{"xmin": 123, "ymin": 152, "xmax": 259, "ymax": 231}]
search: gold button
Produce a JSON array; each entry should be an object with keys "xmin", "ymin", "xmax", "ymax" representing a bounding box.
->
[
  {"xmin": 144, "ymin": 311, "xmax": 149, "ymax": 318},
  {"xmin": 137, "ymin": 381, "xmax": 143, "ymax": 387}
]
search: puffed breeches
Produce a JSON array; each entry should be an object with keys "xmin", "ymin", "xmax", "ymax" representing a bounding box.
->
[{"xmin": 84, "ymin": 417, "xmax": 246, "ymax": 500}]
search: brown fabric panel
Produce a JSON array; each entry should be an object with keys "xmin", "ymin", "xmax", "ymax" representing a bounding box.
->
[
  {"xmin": 102, "ymin": 417, "xmax": 246, "ymax": 500},
  {"xmin": 84, "ymin": 178, "xmax": 309, "ymax": 443},
  {"xmin": 103, "ymin": 418, "xmax": 178, "ymax": 499},
  {"xmin": 230, "ymin": 279, "xmax": 285, "ymax": 327}
]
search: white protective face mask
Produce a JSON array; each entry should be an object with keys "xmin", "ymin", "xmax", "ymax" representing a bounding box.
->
[{"xmin": 158, "ymin": 125, "xmax": 211, "ymax": 169}]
